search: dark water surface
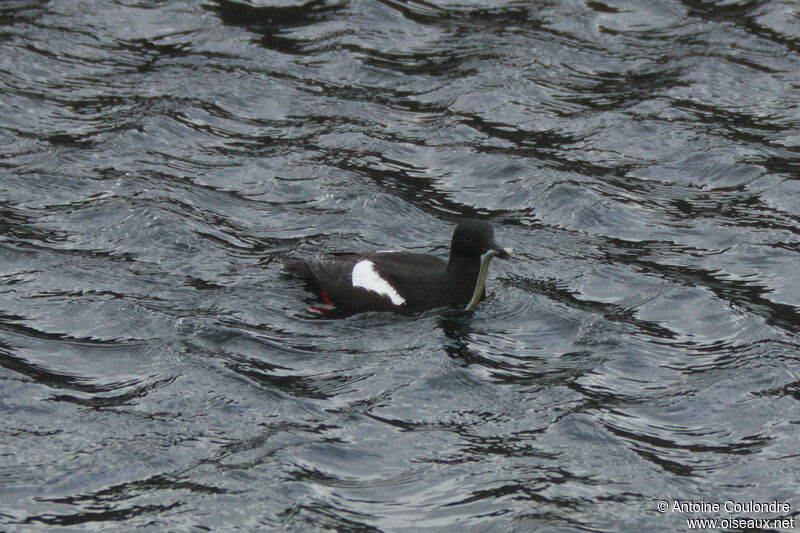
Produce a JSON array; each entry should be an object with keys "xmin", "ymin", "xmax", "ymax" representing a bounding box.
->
[{"xmin": 2, "ymin": 0, "xmax": 800, "ymax": 531}]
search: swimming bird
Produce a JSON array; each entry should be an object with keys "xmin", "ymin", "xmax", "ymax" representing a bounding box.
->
[{"xmin": 283, "ymin": 220, "xmax": 512, "ymax": 313}]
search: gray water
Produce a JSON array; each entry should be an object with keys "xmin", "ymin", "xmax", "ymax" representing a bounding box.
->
[{"xmin": 2, "ymin": 0, "xmax": 800, "ymax": 531}]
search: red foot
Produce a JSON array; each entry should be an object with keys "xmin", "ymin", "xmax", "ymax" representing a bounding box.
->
[
  {"xmin": 319, "ymin": 289, "xmax": 335, "ymax": 305},
  {"xmin": 307, "ymin": 289, "xmax": 336, "ymax": 314}
]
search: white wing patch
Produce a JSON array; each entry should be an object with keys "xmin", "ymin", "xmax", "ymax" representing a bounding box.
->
[{"xmin": 351, "ymin": 260, "xmax": 406, "ymax": 306}]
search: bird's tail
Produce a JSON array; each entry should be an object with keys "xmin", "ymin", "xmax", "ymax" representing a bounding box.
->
[{"xmin": 282, "ymin": 258, "xmax": 311, "ymax": 277}]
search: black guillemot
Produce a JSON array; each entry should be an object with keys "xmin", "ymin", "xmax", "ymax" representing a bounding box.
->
[{"xmin": 283, "ymin": 220, "xmax": 513, "ymax": 313}]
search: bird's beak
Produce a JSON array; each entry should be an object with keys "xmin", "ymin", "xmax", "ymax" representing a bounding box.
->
[{"xmin": 490, "ymin": 241, "xmax": 513, "ymax": 259}]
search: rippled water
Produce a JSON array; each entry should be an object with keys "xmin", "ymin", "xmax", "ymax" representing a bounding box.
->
[{"xmin": 2, "ymin": 0, "xmax": 800, "ymax": 530}]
